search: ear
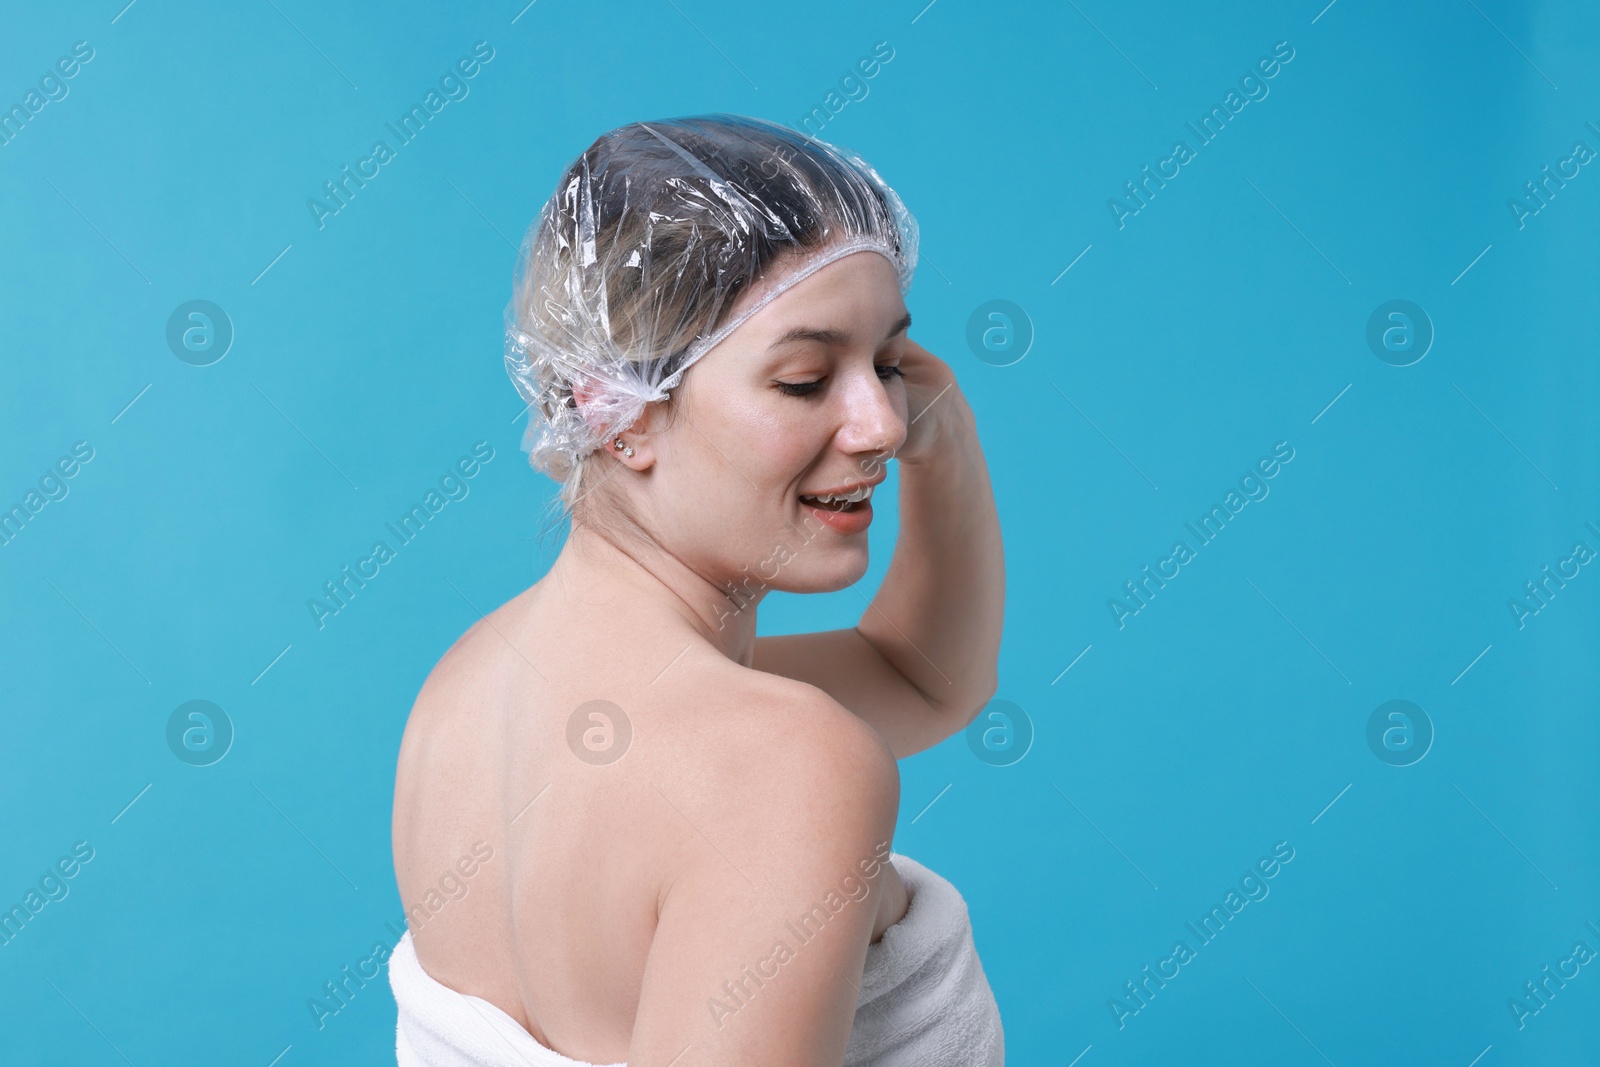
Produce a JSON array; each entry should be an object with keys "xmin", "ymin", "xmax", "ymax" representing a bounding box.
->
[
  {"xmin": 571, "ymin": 375, "xmax": 658, "ymax": 472},
  {"xmin": 569, "ymin": 375, "xmax": 610, "ymax": 435}
]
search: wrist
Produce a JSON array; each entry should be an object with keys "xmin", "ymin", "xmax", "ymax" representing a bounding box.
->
[{"xmin": 897, "ymin": 392, "xmax": 976, "ymax": 470}]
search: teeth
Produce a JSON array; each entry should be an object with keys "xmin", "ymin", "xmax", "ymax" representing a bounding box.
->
[{"xmin": 804, "ymin": 485, "xmax": 872, "ymax": 505}]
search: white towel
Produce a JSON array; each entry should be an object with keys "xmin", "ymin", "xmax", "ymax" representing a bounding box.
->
[
  {"xmin": 390, "ymin": 852, "xmax": 1003, "ymax": 1066},
  {"xmin": 391, "ymin": 934, "xmax": 623, "ymax": 1067},
  {"xmin": 843, "ymin": 853, "xmax": 1004, "ymax": 1067}
]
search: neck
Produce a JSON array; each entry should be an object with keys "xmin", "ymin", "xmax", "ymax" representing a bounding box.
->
[{"xmin": 551, "ymin": 515, "xmax": 762, "ymax": 667}]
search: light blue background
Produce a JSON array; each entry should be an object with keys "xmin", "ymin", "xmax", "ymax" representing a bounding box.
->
[{"xmin": 2, "ymin": 1, "xmax": 1597, "ymax": 1064}]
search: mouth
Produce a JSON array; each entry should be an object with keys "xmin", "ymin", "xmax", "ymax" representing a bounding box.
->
[
  {"xmin": 797, "ymin": 482, "xmax": 877, "ymax": 534},
  {"xmin": 797, "ymin": 484, "xmax": 874, "ymax": 513}
]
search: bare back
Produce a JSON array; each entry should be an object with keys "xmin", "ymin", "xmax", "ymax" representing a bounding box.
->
[{"xmin": 392, "ymin": 577, "xmax": 910, "ymax": 1065}]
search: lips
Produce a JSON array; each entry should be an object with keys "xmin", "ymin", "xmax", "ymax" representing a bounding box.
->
[
  {"xmin": 799, "ymin": 492, "xmax": 874, "ymax": 533},
  {"xmin": 796, "ymin": 481, "xmax": 876, "ymax": 511},
  {"xmin": 798, "ymin": 494, "xmax": 863, "ymax": 512}
]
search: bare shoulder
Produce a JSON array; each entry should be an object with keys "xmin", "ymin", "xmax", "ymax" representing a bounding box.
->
[
  {"xmin": 635, "ymin": 658, "xmax": 904, "ymax": 919},
  {"xmin": 661, "ymin": 661, "xmax": 902, "ymax": 828},
  {"xmin": 392, "ymin": 609, "xmax": 529, "ymax": 845},
  {"xmin": 396, "ymin": 601, "xmax": 538, "ymax": 769},
  {"xmin": 626, "ymin": 664, "xmax": 904, "ymax": 1064},
  {"xmin": 408, "ymin": 608, "xmax": 521, "ymax": 714}
]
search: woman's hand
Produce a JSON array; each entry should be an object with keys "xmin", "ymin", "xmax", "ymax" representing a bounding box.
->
[{"xmin": 893, "ymin": 337, "xmax": 965, "ymax": 466}]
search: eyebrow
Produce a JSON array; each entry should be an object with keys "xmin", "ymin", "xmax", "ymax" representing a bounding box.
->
[{"xmin": 767, "ymin": 311, "xmax": 912, "ymax": 351}]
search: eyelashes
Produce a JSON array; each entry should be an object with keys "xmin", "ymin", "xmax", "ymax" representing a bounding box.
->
[{"xmin": 775, "ymin": 364, "xmax": 905, "ymax": 397}]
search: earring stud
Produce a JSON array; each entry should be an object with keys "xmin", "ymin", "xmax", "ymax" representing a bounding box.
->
[{"xmin": 613, "ymin": 436, "xmax": 634, "ymax": 458}]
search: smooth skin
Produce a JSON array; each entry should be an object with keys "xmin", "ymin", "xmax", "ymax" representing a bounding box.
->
[{"xmin": 392, "ymin": 248, "xmax": 1005, "ymax": 1067}]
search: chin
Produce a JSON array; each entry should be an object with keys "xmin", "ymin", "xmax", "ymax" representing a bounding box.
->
[{"xmin": 778, "ymin": 550, "xmax": 871, "ymax": 594}]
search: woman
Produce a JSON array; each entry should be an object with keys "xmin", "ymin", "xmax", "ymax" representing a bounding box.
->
[{"xmin": 390, "ymin": 114, "xmax": 1006, "ymax": 1067}]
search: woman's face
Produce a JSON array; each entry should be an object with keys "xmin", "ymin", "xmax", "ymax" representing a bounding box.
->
[{"xmin": 631, "ymin": 248, "xmax": 910, "ymax": 599}]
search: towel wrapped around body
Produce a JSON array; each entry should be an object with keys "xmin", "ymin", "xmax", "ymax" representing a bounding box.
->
[{"xmin": 390, "ymin": 852, "xmax": 1004, "ymax": 1066}]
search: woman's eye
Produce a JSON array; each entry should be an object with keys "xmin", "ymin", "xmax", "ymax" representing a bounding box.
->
[
  {"xmin": 775, "ymin": 365, "xmax": 901, "ymax": 397},
  {"xmin": 775, "ymin": 379, "xmax": 824, "ymax": 397}
]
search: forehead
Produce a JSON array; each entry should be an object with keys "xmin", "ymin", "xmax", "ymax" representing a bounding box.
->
[
  {"xmin": 683, "ymin": 248, "xmax": 905, "ymax": 379},
  {"xmin": 739, "ymin": 250, "xmax": 905, "ymax": 333}
]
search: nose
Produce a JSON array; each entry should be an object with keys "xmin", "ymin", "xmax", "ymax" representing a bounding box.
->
[{"xmin": 834, "ymin": 363, "xmax": 907, "ymax": 461}]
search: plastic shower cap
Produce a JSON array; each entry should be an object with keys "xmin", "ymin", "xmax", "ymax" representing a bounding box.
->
[{"xmin": 503, "ymin": 113, "xmax": 919, "ymax": 510}]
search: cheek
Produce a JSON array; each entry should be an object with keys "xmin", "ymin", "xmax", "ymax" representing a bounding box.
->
[
  {"xmin": 719, "ymin": 395, "xmax": 829, "ymax": 486},
  {"xmin": 760, "ymin": 419, "xmax": 824, "ymax": 476},
  {"xmin": 673, "ymin": 368, "xmax": 833, "ymax": 504}
]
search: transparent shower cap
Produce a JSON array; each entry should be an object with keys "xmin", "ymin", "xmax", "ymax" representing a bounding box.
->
[{"xmin": 503, "ymin": 113, "xmax": 918, "ymax": 510}]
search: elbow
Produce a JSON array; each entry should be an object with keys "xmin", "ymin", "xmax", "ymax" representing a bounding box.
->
[{"xmin": 949, "ymin": 671, "xmax": 1000, "ymax": 732}]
